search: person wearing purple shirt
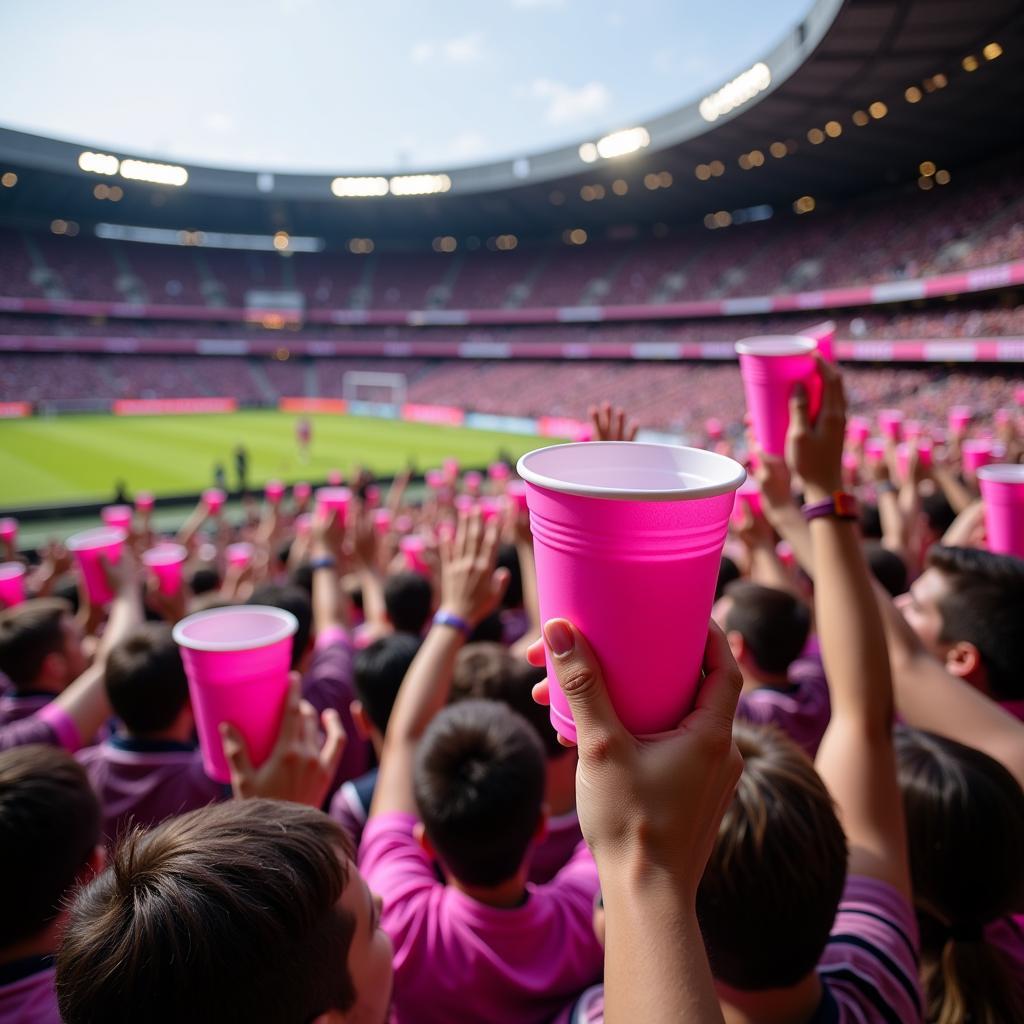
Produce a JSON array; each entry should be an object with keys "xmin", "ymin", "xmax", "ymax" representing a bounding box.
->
[
  {"xmin": 0, "ymin": 746, "xmax": 103, "ymax": 1024},
  {"xmin": 76, "ymin": 623, "xmax": 224, "ymax": 844},
  {"xmin": 714, "ymin": 579, "xmax": 831, "ymax": 757}
]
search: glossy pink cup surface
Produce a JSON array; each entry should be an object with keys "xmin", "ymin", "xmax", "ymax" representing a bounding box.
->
[
  {"xmin": 67, "ymin": 527, "xmax": 125, "ymax": 605},
  {"xmin": 203, "ymin": 488, "xmax": 226, "ymax": 514},
  {"xmin": 293, "ymin": 482, "xmax": 312, "ymax": 504},
  {"xmin": 978, "ymin": 465, "xmax": 1024, "ymax": 558},
  {"xmin": 135, "ymin": 492, "xmax": 155, "ymax": 513},
  {"xmin": 0, "ymin": 517, "xmax": 17, "ymax": 546},
  {"xmin": 315, "ymin": 487, "xmax": 351, "ymax": 522},
  {"xmin": 101, "ymin": 505, "xmax": 133, "ymax": 532},
  {"xmin": 172, "ymin": 606, "xmax": 297, "ymax": 783},
  {"xmin": 399, "ymin": 536, "xmax": 429, "ymax": 575},
  {"xmin": 142, "ymin": 543, "xmax": 187, "ymax": 596},
  {"xmin": 949, "ymin": 406, "xmax": 973, "ymax": 432},
  {"xmin": 0, "ymin": 563, "xmax": 26, "ymax": 607},
  {"xmin": 226, "ymin": 542, "xmax": 254, "ymax": 568},
  {"xmin": 846, "ymin": 417, "xmax": 871, "ymax": 444},
  {"xmin": 962, "ymin": 440, "xmax": 995, "ymax": 475},
  {"xmin": 878, "ymin": 410, "xmax": 904, "ymax": 441},
  {"xmin": 518, "ymin": 442, "xmax": 744, "ymax": 742},
  {"xmin": 736, "ymin": 336, "xmax": 821, "ymax": 457}
]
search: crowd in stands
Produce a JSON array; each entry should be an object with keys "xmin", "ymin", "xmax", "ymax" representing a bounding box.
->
[{"xmin": 2, "ymin": 353, "xmax": 1024, "ymax": 1022}]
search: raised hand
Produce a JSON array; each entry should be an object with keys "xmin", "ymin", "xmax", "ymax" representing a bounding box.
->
[{"xmin": 589, "ymin": 402, "xmax": 639, "ymax": 443}]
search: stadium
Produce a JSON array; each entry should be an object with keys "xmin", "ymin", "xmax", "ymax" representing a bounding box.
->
[{"xmin": 1, "ymin": 0, "xmax": 1024, "ymax": 1021}]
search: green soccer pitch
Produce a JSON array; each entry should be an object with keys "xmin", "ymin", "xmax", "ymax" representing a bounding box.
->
[{"xmin": 0, "ymin": 411, "xmax": 555, "ymax": 508}]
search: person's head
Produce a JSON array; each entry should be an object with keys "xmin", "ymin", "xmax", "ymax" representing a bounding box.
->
[
  {"xmin": 105, "ymin": 623, "xmax": 190, "ymax": 738},
  {"xmin": 413, "ymin": 699, "xmax": 545, "ymax": 889},
  {"xmin": 895, "ymin": 727, "xmax": 1024, "ymax": 1024},
  {"xmin": 715, "ymin": 555, "xmax": 740, "ymax": 602},
  {"xmin": 56, "ymin": 799, "xmax": 392, "ymax": 1024},
  {"xmin": 715, "ymin": 582, "xmax": 811, "ymax": 683},
  {"xmin": 0, "ymin": 597, "xmax": 87, "ymax": 693},
  {"xmin": 350, "ymin": 633, "xmax": 421, "ymax": 753},
  {"xmin": 697, "ymin": 722, "xmax": 847, "ymax": 991},
  {"xmin": 895, "ymin": 546, "xmax": 1024, "ymax": 700},
  {"xmin": 248, "ymin": 583, "xmax": 313, "ymax": 670},
  {"xmin": 0, "ymin": 745, "xmax": 101, "ymax": 953},
  {"xmin": 383, "ymin": 572, "xmax": 433, "ymax": 635},
  {"xmin": 864, "ymin": 541, "xmax": 908, "ymax": 598},
  {"xmin": 187, "ymin": 564, "xmax": 220, "ymax": 597}
]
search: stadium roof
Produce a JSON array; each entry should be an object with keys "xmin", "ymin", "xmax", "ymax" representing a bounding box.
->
[{"xmin": 0, "ymin": 0, "xmax": 1021, "ymax": 244}]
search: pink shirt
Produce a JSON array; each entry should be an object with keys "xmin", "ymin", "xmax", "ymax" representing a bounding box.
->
[
  {"xmin": 360, "ymin": 812, "xmax": 603, "ymax": 1024},
  {"xmin": 737, "ymin": 657, "xmax": 831, "ymax": 758},
  {"xmin": 0, "ymin": 957, "xmax": 61, "ymax": 1024},
  {"xmin": 986, "ymin": 915, "xmax": 1024, "ymax": 1004}
]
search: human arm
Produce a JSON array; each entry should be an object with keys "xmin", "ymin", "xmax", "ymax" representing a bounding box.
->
[
  {"xmin": 533, "ymin": 620, "xmax": 742, "ymax": 1024},
  {"xmin": 755, "ymin": 449, "xmax": 815, "ymax": 577},
  {"xmin": 176, "ymin": 497, "xmax": 212, "ymax": 549},
  {"xmin": 310, "ymin": 507, "xmax": 352, "ymax": 635},
  {"xmin": 793, "ymin": 359, "xmax": 911, "ymax": 899},
  {"xmin": 351, "ymin": 501, "xmax": 388, "ymax": 630},
  {"xmin": 370, "ymin": 514, "xmax": 508, "ymax": 818},
  {"xmin": 734, "ymin": 503, "xmax": 796, "ymax": 595}
]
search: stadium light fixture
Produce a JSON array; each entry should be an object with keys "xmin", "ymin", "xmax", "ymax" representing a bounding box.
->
[
  {"xmin": 578, "ymin": 142, "xmax": 599, "ymax": 164},
  {"xmin": 851, "ymin": 110, "xmax": 870, "ymax": 127},
  {"xmin": 962, "ymin": 54, "xmax": 979, "ymax": 71},
  {"xmin": 935, "ymin": 169, "xmax": 951, "ymax": 185},
  {"xmin": 918, "ymin": 176, "xmax": 935, "ymax": 191},
  {"xmin": 868, "ymin": 101, "xmax": 888, "ymax": 119},
  {"xmin": 78, "ymin": 151, "xmax": 119, "ymax": 176},
  {"xmin": 983, "ymin": 42, "xmax": 1002, "ymax": 60},
  {"xmin": 919, "ymin": 161, "xmax": 936, "ymax": 177},
  {"xmin": 708, "ymin": 160, "xmax": 725, "ymax": 177},
  {"xmin": 0, "ymin": 172, "xmax": 16, "ymax": 188},
  {"xmin": 389, "ymin": 173, "xmax": 451, "ymax": 196},
  {"xmin": 769, "ymin": 141, "xmax": 787, "ymax": 158},
  {"xmin": 904, "ymin": 86, "xmax": 923, "ymax": 103},
  {"xmin": 807, "ymin": 128, "xmax": 825, "ymax": 145},
  {"xmin": 331, "ymin": 176, "xmax": 388, "ymax": 198},
  {"xmin": 348, "ymin": 238, "xmax": 374, "ymax": 254},
  {"xmin": 699, "ymin": 62, "xmax": 771, "ymax": 122},
  {"xmin": 824, "ymin": 122, "xmax": 842, "ymax": 138},
  {"xmin": 611, "ymin": 178, "xmax": 628, "ymax": 196},
  {"xmin": 119, "ymin": 159, "xmax": 188, "ymax": 187},
  {"xmin": 596, "ymin": 126, "xmax": 650, "ymax": 159},
  {"xmin": 694, "ymin": 163, "xmax": 711, "ymax": 180}
]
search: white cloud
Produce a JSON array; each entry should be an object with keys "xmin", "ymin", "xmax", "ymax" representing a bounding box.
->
[
  {"xmin": 529, "ymin": 78, "xmax": 610, "ymax": 125},
  {"xmin": 412, "ymin": 31, "xmax": 485, "ymax": 65}
]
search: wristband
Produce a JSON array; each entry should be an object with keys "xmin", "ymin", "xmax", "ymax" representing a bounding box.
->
[
  {"xmin": 433, "ymin": 610, "xmax": 472, "ymax": 638},
  {"xmin": 876, "ymin": 481, "xmax": 897, "ymax": 495},
  {"xmin": 802, "ymin": 491, "xmax": 859, "ymax": 522},
  {"xmin": 309, "ymin": 555, "xmax": 336, "ymax": 571}
]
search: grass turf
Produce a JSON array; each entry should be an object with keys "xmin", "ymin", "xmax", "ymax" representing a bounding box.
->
[{"xmin": 0, "ymin": 411, "xmax": 553, "ymax": 508}]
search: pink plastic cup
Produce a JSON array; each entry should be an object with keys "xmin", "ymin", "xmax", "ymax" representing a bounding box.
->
[
  {"xmin": 135, "ymin": 492, "xmax": 155, "ymax": 514},
  {"xmin": 399, "ymin": 536, "xmax": 430, "ymax": 575},
  {"xmin": 142, "ymin": 543, "xmax": 187, "ymax": 596},
  {"xmin": 962, "ymin": 439, "xmax": 995, "ymax": 476},
  {"xmin": 480, "ymin": 496, "xmax": 503, "ymax": 523},
  {"xmin": 226, "ymin": 542, "xmax": 254, "ymax": 568},
  {"xmin": 735, "ymin": 336, "xmax": 821, "ymax": 457},
  {"xmin": 293, "ymin": 482, "xmax": 312, "ymax": 505},
  {"xmin": 373, "ymin": 509, "xmax": 393, "ymax": 535},
  {"xmin": 846, "ymin": 416, "xmax": 871, "ymax": 445},
  {"xmin": 0, "ymin": 563, "xmax": 26, "ymax": 607},
  {"xmin": 203, "ymin": 488, "xmax": 226, "ymax": 515},
  {"xmin": 425, "ymin": 469, "xmax": 445, "ymax": 490},
  {"xmin": 518, "ymin": 441, "xmax": 744, "ymax": 741},
  {"xmin": 327, "ymin": 469, "xmax": 343, "ymax": 486},
  {"xmin": 489, "ymin": 462, "xmax": 511, "ymax": 482},
  {"xmin": 730, "ymin": 479, "xmax": 763, "ymax": 526},
  {"xmin": 865, "ymin": 438, "xmax": 886, "ymax": 464},
  {"xmin": 506, "ymin": 480, "xmax": 529, "ymax": 513},
  {"xmin": 805, "ymin": 322, "xmax": 836, "ymax": 363},
  {"xmin": 67, "ymin": 526, "xmax": 126, "ymax": 605},
  {"xmin": 172, "ymin": 605, "xmax": 298, "ymax": 783},
  {"xmin": 0, "ymin": 517, "xmax": 17, "ymax": 548},
  {"xmin": 978, "ymin": 465, "xmax": 1024, "ymax": 558},
  {"xmin": 265, "ymin": 480, "xmax": 285, "ymax": 505},
  {"xmin": 464, "ymin": 471, "xmax": 483, "ymax": 496},
  {"xmin": 705, "ymin": 417, "xmax": 723, "ymax": 440},
  {"xmin": 896, "ymin": 441, "xmax": 933, "ymax": 480},
  {"xmin": 101, "ymin": 505, "xmax": 133, "ymax": 532},
  {"xmin": 315, "ymin": 487, "xmax": 351, "ymax": 523},
  {"xmin": 295, "ymin": 513, "xmax": 312, "ymax": 537},
  {"xmin": 878, "ymin": 410, "xmax": 904, "ymax": 441},
  {"xmin": 949, "ymin": 406, "xmax": 973, "ymax": 433}
]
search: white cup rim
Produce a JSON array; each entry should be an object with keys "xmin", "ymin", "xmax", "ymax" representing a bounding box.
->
[
  {"xmin": 978, "ymin": 464, "xmax": 1024, "ymax": 485},
  {"xmin": 66, "ymin": 527, "xmax": 127, "ymax": 551},
  {"xmin": 172, "ymin": 605, "xmax": 298, "ymax": 652},
  {"xmin": 517, "ymin": 442, "xmax": 746, "ymax": 502},
  {"xmin": 734, "ymin": 335, "xmax": 817, "ymax": 357}
]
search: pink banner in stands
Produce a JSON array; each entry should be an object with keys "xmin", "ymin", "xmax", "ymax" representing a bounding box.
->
[
  {"xmin": 112, "ymin": 398, "xmax": 238, "ymax": 416},
  {"xmin": 0, "ymin": 401, "xmax": 31, "ymax": 418},
  {"xmin": 279, "ymin": 397, "xmax": 347, "ymax": 413},
  {"xmin": 400, "ymin": 404, "xmax": 465, "ymax": 426}
]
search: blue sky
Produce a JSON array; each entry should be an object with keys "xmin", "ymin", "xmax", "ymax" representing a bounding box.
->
[{"xmin": 0, "ymin": 0, "xmax": 811, "ymax": 172}]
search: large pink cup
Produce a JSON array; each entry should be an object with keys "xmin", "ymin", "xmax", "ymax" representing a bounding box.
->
[
  {"xmin": 949, "ymin": 406, "xmax": 973, "ymax": 433},
  {"xmin": 804, "ymin": 321, "xmax": 836, "ymax": 363},
  {"xmin": 846, "ymin": 417, "xmax": 871, "ymax": 445},
  {"xmin": 67, "ymin": 527, "xmax": 126, "ymax": 605},
  {"xmin": 265, "ymin": 480, "xmax": 285, "ymax": 505},
  {"xmin": 0, "ymin": 563, "xmax": 26, "ymax": 607},
  {"xmin": 878, "ymin": 410, "xmax": 904, "ymax": 441},
  {"xmin": 172, "ymin": 605, "xmax": 298, "ymax": 783},
  {"xmin": 316, "ymin": 487, "xmax": 351, "ymax": 523},
  {"xmin": 135, "ymin": 492, "xmax": 155, "ymax": 514},
  {"xmin": 203, "ymin": 488, "xmax": 226, "ymax": 515},
  {"xmin": 226, "ymin": 542, "xmax": 254, "ymax": 568},
  {"xmin": 735, "ymin": 336, "xmax": 821, "ymax": 457},
  {"xmin": 962, "ymin": 439, "xmax": 995, "ymax": 476},
  {"xmin": 978, "ymin": 465, "xmax": 1024, "ymax": 558},
  {"xmin": 101, "ymin": 505, "xmax": 133, "ymax": 532},
  {"xmin": 399, "ymin": 536, "xmax": 430, "ymax": 575},
  {"xmin": 518, "ymin": 442, "xmax": 744, "ymax": 741},
  {"xmin": 142, "ymin": 543, "xmax": 187, "ymax": 596},
  {"xmin": 0, "ymin": 518, "xmax": 17, "ymax": 548}
]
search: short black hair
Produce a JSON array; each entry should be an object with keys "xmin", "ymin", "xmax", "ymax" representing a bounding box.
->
[
  {"xmin": 248, "ymin": 583, "xmax": 312, "ymax": 668},
  {"xmin": 865, "ymin": 541, "xmax": 908, "ymax": 598},
  {"xmin": 716, "ymin": 555, "xmax": 740, "ymax": 602},
  {"xmin": 352, "ymin": 633, "xmax": 421, "ymax": 735},
  {"xmin": 188, "ymin": 565, "xmax": 221, "ymax": 597},
  {"xmin": 496, "ymin": 543, "xmax": 523, "ymax": 609},
  {"xmin": 414, "ymin": 699, "xmax": 545, "ymax": 887},
  {"xmin": 921, "ymin": 491, "xmax": 956, "ymax": 536},
  {"xmin": 0, "ymin": 598, "xmax": 70, "ymax": 689},
  {"xmin": 0, "ymin": 745, "xmax": 100, "ymax": 948},
  {"xmin": 723, "ymin": 581, "xmax": 811, "ymax": 675},
  {"xmin": 105, "ymin": 623, "xmax": 189, "ymax": 735},
  {"xmin": 927, "ymin": 546, "xmax": 1024, "ymax": 700},
  {"xmin": 859, "ymin": 502, "xmax": 882, "ymax": 540},
  {"xmin": 383, "ymin": 572, "xmax": 432, "ymax": 635}
]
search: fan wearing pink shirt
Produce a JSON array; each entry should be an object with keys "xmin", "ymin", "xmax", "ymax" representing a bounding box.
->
[
  {"xmin": 0, "ymin": 746, "xmax": 103, "ymax": 1024},
  {"xmin": 360, "ymin": 515, "xmax": 603, "ymax": 1024},
  {"xmin": 76, "ymin": 622, "xmax": 225, "ymax": 844}
]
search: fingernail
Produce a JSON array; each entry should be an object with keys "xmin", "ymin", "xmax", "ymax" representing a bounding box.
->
[{"xmin": 543, "ymin": 620, "xmax": 573, "ymax": 657}]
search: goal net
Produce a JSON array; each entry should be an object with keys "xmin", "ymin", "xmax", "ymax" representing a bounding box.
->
[{"xmin": 342, "ymin": 371, "xmax": 407, "ymax": 414}]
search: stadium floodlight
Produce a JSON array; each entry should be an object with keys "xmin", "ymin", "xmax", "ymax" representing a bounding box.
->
[
  {"xmin": 78, "ymin": 151, "xmax": 119, "ymax": 176},
  {"xmin": 118, "ymin": 159, "xmax": 188, "ymax": 186},
  {"xmin": 578, "ymin": 142, "xmax": 599, "ymax": 163},
  {"xmin": 388, "ymin": 173, "xmax": 452, "ymax": 196},
  {"xmin": 331, "ymin": 176, "xmax": 388, "ymax": 198},
  {"xmin": 596, "ymin": 126, "xmax": 650, "ymax": 159},
  {"xmin": 698, "ymin": 62, "xmax": 771, "ymax": 122}
]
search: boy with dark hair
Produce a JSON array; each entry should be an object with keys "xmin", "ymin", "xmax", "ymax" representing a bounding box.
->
[
  {"xmin": 76, "ymin": 622, "xmax": 224, "ymax": 842},
  {"xmin": 383, "ymin": 571, "xmax": 433, "ymax": 636},
  {"xmin": 715, "ymin": 580, "xmax": 829, "ymax": 756},
  {"xmin": 363, "ymin": 515, "xmax": 603, "ymax": 1024},
  {"xmin": 0, "ymin": 745, "xmax": 102, "ymax": 1023}
]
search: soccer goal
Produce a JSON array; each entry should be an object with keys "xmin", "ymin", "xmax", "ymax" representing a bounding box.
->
[{"xmin": 342, "ymin": 371, "xmax": 407, "ymax": 414}]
